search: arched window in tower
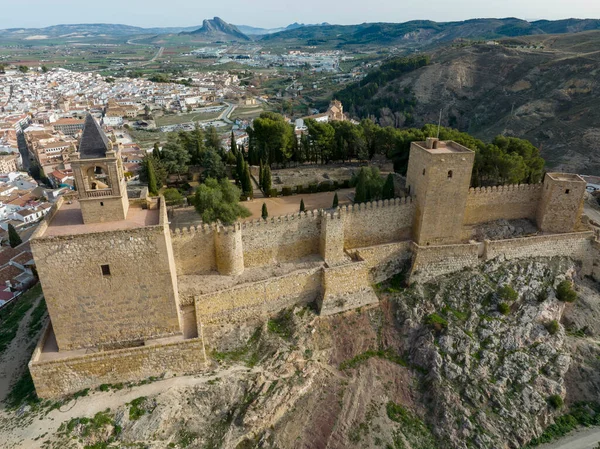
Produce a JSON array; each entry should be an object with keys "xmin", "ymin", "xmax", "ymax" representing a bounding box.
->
[
  {"xmin": 86, "ymin": 165, "xmax": 111, "ymax": 190},
  {"xmin": 448, "ymin": 170, "xmax": 453, "ymax": 179}
]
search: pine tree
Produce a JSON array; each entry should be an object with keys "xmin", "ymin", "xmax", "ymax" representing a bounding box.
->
[
  {"xmin": 382, "ymin": 173, "xmax": 395, "ymax": 200},
  {"xmin": 153, "ymin": 142, "xmax": 161, "ymax": 160},
  {"xmin": 8, "ymin": 224, "xmax": 22, "ymax": 248},
  {"xmin": 261, "ymin": 203, "xmax": 268, "ymax": 220},
  {"xmin": 332, "ymin": 192, "xmax": 339, "ymax": 208},
  {"xmin": 354, "ymin": 168, "xmax": 367, "ymax": 204},
  {"xmin": 300, "ymin": 198, "xmax": 305, "ymax": 213},
  {"xmin": 146, "ymin": 158, "xmax": 159, "ymax": 196}
]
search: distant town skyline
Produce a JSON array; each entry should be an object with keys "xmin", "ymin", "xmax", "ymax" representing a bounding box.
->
[{"xmin": 1, "ymin": 0, "xmax": 599, "ymax": 29}]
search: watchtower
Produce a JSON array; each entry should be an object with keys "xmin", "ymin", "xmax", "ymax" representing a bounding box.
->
[
  {"xmin": 406, "ymin": 138, "xmax": 475, "ymax": 245},
  {"xmin": 71, "ymin": 114, "xmax": 129, "ymax": 224},
  {"xmin": 537, "ymin": 173, "xmax": 586, "ymax": 233}
]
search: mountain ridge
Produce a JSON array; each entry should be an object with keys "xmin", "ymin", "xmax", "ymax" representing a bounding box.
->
[{"xmin": 182, "ymin": 17, "xmax": 250, "ymax": 41}]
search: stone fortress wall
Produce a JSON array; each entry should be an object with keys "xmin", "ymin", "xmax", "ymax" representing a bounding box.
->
[
  {"xmin": 29, "ymin": 133, "xmax": 597, "ymax": 398},
  {"xmin": 464, "ymin": 184, "xmax": 543, "ymax": 225}
]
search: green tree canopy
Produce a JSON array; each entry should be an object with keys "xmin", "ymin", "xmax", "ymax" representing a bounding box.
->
[
  {"xmin": 193, "ymin": 178, "xmax": 250, "ymax": 224},
  {"xmin": 262, "ymin": 203, "xmax": 268, "ymax": 220},
  {"xmin": 202, "ymin": 149, "xmax": 227, "ymax": 180},
  {"xmin": 161, "ymin": 135, "xmax": 190, "ymax": 178},
  {"xmin": 162, "ymin": 188, "xmax": 184, "ymax": 206}
]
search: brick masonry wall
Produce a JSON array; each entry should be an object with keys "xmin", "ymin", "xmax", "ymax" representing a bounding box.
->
[
  {"xmin": 342, "ymin": 198, "xmax": 415, "ymax": 249},
  {"xmin": 410, "ymin": 242, "xmax": 480, "ymax": 284},
  {"xmin": 29, "ymin": 326, "xmax": 207, "ymax": 398},
  {"xmin": 464, "ymin": 184, "xmax": 542, "ymax": 225},
  {"xmin": 241, "ymin": 212, "xmax": 321, "ymax": 268},
  {"xmin": 171, "ymin": 225, "xmax": 217, "ymax": 275},
  {"xmin": 32, "ymin": 224, "xmax": 182, "ymax": 351}
]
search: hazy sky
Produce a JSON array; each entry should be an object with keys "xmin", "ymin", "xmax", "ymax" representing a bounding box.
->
[{"xmin": 2, "ymin": 0, "xmax": 600, "ymax": 29}]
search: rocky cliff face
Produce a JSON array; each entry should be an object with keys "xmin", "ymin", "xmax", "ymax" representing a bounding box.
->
[{"xmin": 4, "ymin": 257, "xmax": 599, "ymax": 449}]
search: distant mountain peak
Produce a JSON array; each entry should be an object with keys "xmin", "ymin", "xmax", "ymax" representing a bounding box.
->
[{"xmin": 185, "ymin": 17, "xmax": 250, "ymax": 41}]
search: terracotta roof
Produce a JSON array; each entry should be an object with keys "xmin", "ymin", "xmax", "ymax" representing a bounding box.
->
[
  {"xmin": 11, "ymin": 251, "xmax": 33, "ymax": 266},
  {"xmin": 0, "ymin": 264, "xmax": 24, "ymax": 284},
  {"xmin": 79, "ymin": 114, "xmax": 110, "ymax": 159},
  {"xmin": 0, "ymin": 242, "xmax": 31, "ymax": 267}
]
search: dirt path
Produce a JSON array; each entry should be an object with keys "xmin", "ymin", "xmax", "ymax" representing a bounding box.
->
[
  {"xmin": 0, "ymin": 365, "xmax": 259, "ymax": 448},
  {"xmin": 537, "ymin": 426, "xmax": 600, "ymax": 449},
  {"xmin": 0, "ymin": 295, "xmax": 43, "ymax": 404}
]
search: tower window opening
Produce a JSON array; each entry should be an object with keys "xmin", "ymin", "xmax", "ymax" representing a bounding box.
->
[
  {"xmin": 100, "ymin": 202, "xmax": 104, "ymax": 206},
  {"xmin": 565, "ymin": 189, "xmax": 570, "ymax": 194},
  {"xmin": 448, "ymin": 170, "xmax": 453, "ymax": 178},
  {"xmin": 101, "ymin": 264, "xmax": 111, "ymax": 276},
  {"xmin": 422, "ymin": 169, "xmax": 426, "ymax": 176}
]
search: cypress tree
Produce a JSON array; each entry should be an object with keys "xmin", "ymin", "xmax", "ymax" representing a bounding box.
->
[
  {"xmin": 261, "ymin": 203, "xmax": 268, "ymax": 220},
  {"xmin": 263, "ymin": 165, "xmax": 272, "ymax": 193},
  {"xmin": 235, "ymin": 151, "xmax": 244, "ymax": 186},
  {"xmin": 230, "ymin": 131, "xmax": 237, "ymax": 156},
  {"xmin": 383, "ymin": 173, "xmax": 395, "ymax": 200},
  {"xmin": 259, "ymin": 160, "xmax": 264, "ymax": 191},
  {"xmin": 147, "ymin": 157, "xmax": 158, "ymax": 196},
  {"xmin": 8, "ymin": 224, "xmax": 22, "ymax": 248},
  {"xmin": 332, "ymin": 192, "xmax": 339, "ymax": 208},
  {"xmin": 354, "ymin": 168, "xmax": 367, "ymax": 204},
  {"xmin": 242, "ymin": 162, "xmax": 253, "ymax": 199},
  {"xmin": 153, "ymin": 142, "xmax": 161, "ymax": 160},
  {"xmin": 300, "ymin": 198, "xmax": 305, "ymax": 213}
]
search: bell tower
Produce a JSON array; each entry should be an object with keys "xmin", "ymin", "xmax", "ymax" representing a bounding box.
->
[{"xmin": 71, "ymin": 114, "xmax": 129, "ymax": 224}]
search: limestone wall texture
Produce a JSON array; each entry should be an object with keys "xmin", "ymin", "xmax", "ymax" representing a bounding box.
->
[
  {"xmin": 319, "ymin": 262, "xmax": 379, "ymax": 315},
  {"xmin": 171, "ymin": 225, "xmax": 217, "ymax": 275},
  {"xmin": 410, "ymin": 242, "xmax": 480, "ymax": 284},
  {"xmin": 195, "ymin": 267, "xmax": 322, "ymax": 326},
  {"xmin": 485, "ymin": 232, "xmax": 595, "ymax": 273},
  {"xmin": 32, "ymin": 224, "xmax": 182, "ymax": 351},
  {"xmin": 342, "ymin": 198, "xmax": 414, "ymax": 249},
  {"xmin": 79, "ymin": 194, "xmax": 129, "ymax": 224},
  {"xmin": 464, "ymin": 184, "xmax": 542, "ymax": 225},
  {"xmin": 537, "ymin": 174, "xmax": 586, "ymax": 233},
  {"xmin": 354, "ymin": 241, "xmax": 413, "ymax": 284},
  {"xmin": 29, "ymin": 326, "xmax": 207, "ymax": 398},
  {"xmin": 241, "ymin": 212, "xmax": 321, "ymax": 267}
]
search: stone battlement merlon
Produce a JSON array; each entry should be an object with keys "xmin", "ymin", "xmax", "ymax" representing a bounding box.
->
[
  {"xmin": 468, "ymin": 183, "xmax": 543, "ymax": 194},
  {"xmin": 170, "ymin": 197, "xmax": 414, "ymax": 236}
]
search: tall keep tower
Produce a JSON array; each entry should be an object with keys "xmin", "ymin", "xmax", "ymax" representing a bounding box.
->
[
  {"xmin": 406, "ymin": 138, "xmax": 475, "ymax": 245},
  {"xmin": 71, "ymin": 114, "xmax": 129, "ymax": 224}
]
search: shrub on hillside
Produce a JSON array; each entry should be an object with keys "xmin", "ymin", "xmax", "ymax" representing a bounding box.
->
[
  {"xmin": 282, "ymin": 186, "xmax": 293, "ymax": 196},
  {"xmin": 556, "ymin": 280, "xmax": 577, "ymax": 303},
  {"xmin": 548, "ymin": 395, "xmax": 564, "ymax": 409},
  {"xmin": 498, "ymin": 285, "xmax": 518, "ymax": 302},
  {"xmin": 497, "ymin": 302, "xmax": 511, "ymax": 315},
  {"xmin": 545, "ymin": 320, "xmax": 560, "ymax": 335}
]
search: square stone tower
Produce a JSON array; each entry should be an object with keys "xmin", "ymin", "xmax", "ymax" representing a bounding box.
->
[
  {"xmin": 70, "ymin": 114, "xmax": 129, "ymax": 224},
  {"xmin": 30, "ymin": 115, "xmax": 182, "ymax": 352},
  {"xmin": 406, "ymin": 138, "xmax": 475, "ymax": 245},
  {"xmin": 537, "ymin": 173, "xmax": 586, "ymax": 233}
]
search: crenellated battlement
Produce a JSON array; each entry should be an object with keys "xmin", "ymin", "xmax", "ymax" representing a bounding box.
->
[
  {"xmin": 339, "ymin": 196, "xmax": 413, "ymax": 214},
  {"xmin": 241, "ymin": 209, "xmax": 322, "ymax": 229},
  {"xmin": 468, "ymin": 183, "xmax": 543, "ymax": 195}
]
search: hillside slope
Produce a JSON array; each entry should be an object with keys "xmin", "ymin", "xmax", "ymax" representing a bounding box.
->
[
  {"xmin": 2, "ymin": 257, "xmax": 599, "ymax": 448},
  {"xmin": 338, "ymin": 32, "xmax": 600, "ymax": 173}
]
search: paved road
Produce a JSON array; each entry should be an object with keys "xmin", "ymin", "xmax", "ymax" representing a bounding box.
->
[{"xmin": 537, "ymin": 426, "xmax": 600, "ymax": 449}]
